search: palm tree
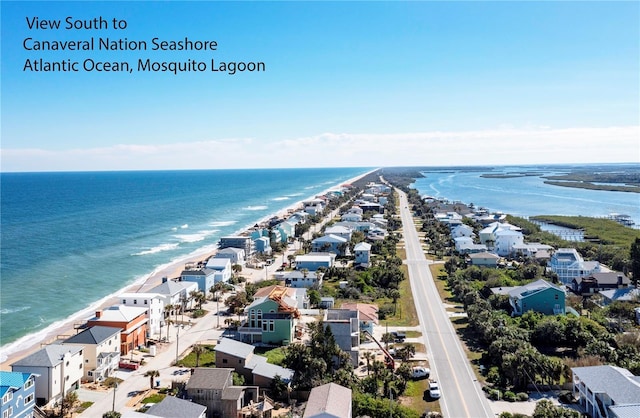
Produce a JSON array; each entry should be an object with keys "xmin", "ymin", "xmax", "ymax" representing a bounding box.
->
[
  {"xmin": 363, "ymin": 351, "xmax": 375, "ymax": 375},
  {"xmin": 144, "ymin": 370, "xmax": 160, "ymax": 390},
  {"xmin": 189, "ymin": 290, "xmax": 200, "ymax": 310},
  {"xmin": 191, "ymin": 344, "xmax": 205, "ymax": 367}
]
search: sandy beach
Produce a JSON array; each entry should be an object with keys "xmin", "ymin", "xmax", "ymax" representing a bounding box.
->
[{"xmin": 0, "ymin": 169, "xmax": 375, "ymax": 371}]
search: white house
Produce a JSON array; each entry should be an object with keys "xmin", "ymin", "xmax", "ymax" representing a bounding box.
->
[
  {"xmin": 494, "ymin": 229, "xmax": 524, "ymax": 257},
  {"xmin": 148, "ymin": 278, "xmax": 199, "ymax": 312},
  {"xmin": 324, "ymin": 225, "xmax": 353, "ymax": 241},
  {"xmin": 354, "ymin": 242, "xmax": 372, "ymax": 265},
  {"xmin": 479, "ymin": 222, "xmax": 520, "ymax": 247},
  {"xmin": 311, "ymin": 234, "xmax": 349, "ymax": 256},
  {"xmin": 119, "ymin": 292, "xmax": 164, "ymax": 338},
  {"xmin": 549, "ymin": 248, "xmax": 601, "ymax": 285},
  {"xmin": 451, "ymin": 224, "xmax": 474, "ymax": 239},
  {"xmin": 205, "ymin": 257, "xmax": 232, "ymax": 283},
  {"xmin": 62, "ymin": 326, "xmax": 121, "ymax": 382},
  {"xmin": 11, "ymin": 345, "xmax": 84, "ymax": 407},
  {"xmin": 214, "ymin": 247, "xmax": 246, "ymax": 266}
]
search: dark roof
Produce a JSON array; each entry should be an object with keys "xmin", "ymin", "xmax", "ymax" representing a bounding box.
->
[
  {"xmin": 12, "ymin": 345, "xmax": 83, "ymax": 368},
  {"xmin": 64, "ymin": 326, "xmax": 122, "ymax": 345},
  {"xmin": 186, "ymin": 368, "xmax": 232, "ymax": 391},
  {"xmin": 222, "ymin": 387, "xmax": 245, "ymax": 400},
  {"xmin": 146, "ymin": 395, "xmax": 206, "ymax": 418}
]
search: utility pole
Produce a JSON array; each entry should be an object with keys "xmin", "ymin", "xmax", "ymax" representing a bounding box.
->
[{"xmin": 112, "ymin": 382, "xmax": 118, "ymax": 412}]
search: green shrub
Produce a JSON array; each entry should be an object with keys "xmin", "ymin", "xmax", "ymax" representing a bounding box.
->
[
  {"xmin": 503, "ymin": 391, "xmax": 517, "ymax": 402},
  {"xmin": 517, "ymin": 392, "xmax": 529, "ymax": 402},
  {"xmin": 488, "ymin": 389, "xmax": 502, "ymax": 400}
]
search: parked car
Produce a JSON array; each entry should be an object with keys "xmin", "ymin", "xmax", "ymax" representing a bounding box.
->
[
  {"xmin": 411, "ymin": 366, "xmax": 430, "ymax": 379},
  {"xmin": 427, "ymin": 381, "xmax": 441, "ymax": 399},
  {"xmin": 390, "ymin": 331, "xmax": 406, "ymax": 342}
]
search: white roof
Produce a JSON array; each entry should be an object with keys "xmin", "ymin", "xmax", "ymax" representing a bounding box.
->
[
  {"xmin": 96, "ymin": 305, "xmax": 148, "ymax": 322},
  {"xmin": 206, "ymin": 257, "xmax": 231, "ymax": 269},
  {"xmin": 354, "ymin": 242, "xmax": 372, "ymax": 251}
]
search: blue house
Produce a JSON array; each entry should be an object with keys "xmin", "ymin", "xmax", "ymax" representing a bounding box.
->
[
  {"xmin": 508, "ymin": 279, "xmax": 566, "ymax": 316},
  {"xmin": 180, "ymin": 267, "xmax": 215, "ymax": 295},
  {"xmin": 1, "ymin": 371, "xmax": 36, "ymax": 418}
]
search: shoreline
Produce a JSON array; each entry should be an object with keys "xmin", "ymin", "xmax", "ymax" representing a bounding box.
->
[{"xmin": 0, "ymin": 169, "xmax": 376, "ymax": 371}]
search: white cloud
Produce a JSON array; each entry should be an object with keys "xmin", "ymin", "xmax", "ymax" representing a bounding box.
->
[{"xmin": 2, "ymin": 126, "xmax": 638, "ymax": 172}]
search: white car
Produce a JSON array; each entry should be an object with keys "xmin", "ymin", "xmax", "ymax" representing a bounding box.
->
[
  {"xmin": 411, "ymin": 366, "xmax": 430, "ymax": 379},
  {"xmin": 428, "ymin": 381, "xmax": 441, "ymax": 399}
]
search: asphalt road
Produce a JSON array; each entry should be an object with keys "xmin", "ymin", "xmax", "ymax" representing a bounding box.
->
[{"xmin": 397, "ymin": 189, "xmax": 494, "ymax": 418}]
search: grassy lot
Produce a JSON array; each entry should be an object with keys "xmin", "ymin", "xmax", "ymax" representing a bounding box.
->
[
  {"xmin": 402, "ymin": 379, "xmax": 441, "ymax": 415},
  {"xmin": 254, "ymin": 346, "xmax": 286, "ymax": 366},
  {"xmin": 176, "ymin": 345, "xmax": 216, "ymax": 368},
  {"xmin": 141, "ymin": 393, "xmax": 166, "ymax": 404}
]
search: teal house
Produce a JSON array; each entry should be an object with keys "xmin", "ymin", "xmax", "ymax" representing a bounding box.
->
[
  {"xmin": 508, "ymin": 279, "xmax": 566, "ymax": 316},
  {"xmin": 239, "ymin": 285, "xmax": 299, "ymax": 345}
]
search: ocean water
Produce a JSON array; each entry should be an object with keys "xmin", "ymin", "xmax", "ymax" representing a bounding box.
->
[
  {"xmin": 411, "ymin": 164, "xmax": 640, "ymax": 225},
  {"xmin": 0, "ymin": 168, "xmax": 370, "ymax": 359}
]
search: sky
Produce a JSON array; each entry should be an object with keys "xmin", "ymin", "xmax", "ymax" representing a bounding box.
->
[{"xmin": 1, "ymin": 1, "xmax": 639, "ymax": 172}]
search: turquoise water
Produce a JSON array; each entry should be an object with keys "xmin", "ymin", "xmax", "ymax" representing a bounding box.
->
[{"xmin": 0, "ymin": 168, "xmax": 370, "ymax": 358}]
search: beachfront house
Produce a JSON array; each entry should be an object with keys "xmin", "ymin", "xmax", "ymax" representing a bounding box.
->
[
  {"xmin": 354, "ymin": 242, "xmax": 372, "ymax": 266},
  {"xmin": 0, "ymin": 371, "xmax": 37, "ymax": 418},
  {"xmin": 11, "ymin": 345, "xmax": 84, "ymax": 407},
  {"xmin": 218, "ymin": 236, "xmax": 254, "ymax": 260},
  {"xmin": 507, "ymin": 279, "xmax": 566, "ymax": 316},
  {"xmin": 86, "ymin": 305, "xmax": 149, "ymax": 355},
  {"xmin": 324, "ymin": 309, "xmax": 360, "ymax": 366},
  {"xmin": 303, "ymin": 198, "xmax": 325, "ymax": 216},
  {"xmin": 303, "ymin": 382, "xmax": 352, "ymax": 418},
  {"xmin": 214, "ymin": 338, "xmax": 293, "ymax": 387},
  {"xmin": 149, "ymin": 278, "xmax": 199, "ymax": 317},
  {"xmin": 61, "ymin": 326, "xmax": 121, "ymax": 382},
  {"xmin": 185, "ymin": 368, "xmax": 262, "ymax": 418},
  {"xmin": 549, "ymin": 248, "xmax": 601, "ymax": 285},
  {"xmin": 254, "ymin": 236, "xmax": 272, "ymax": 255},
  {"xmin": 239, "ymin": 286, "xmax": 300, "ymax": 345},
  {"xmin": 214, "ymin": 247, "xmax": 246, "ymax": 266},
  {"xmin": 180, "ymin": 266, "xmax": 216, "ymax": 295},
  {"xmin": 311, "ymin": 234, "xmax": 348, "ymax": 256},
  {"xmin": 205, "ymin": 257, "xmax": 232, "ymax": 283},
  {"xmin": 572, "ymin": 365, "xmax": 640, "ymax": 418},
  {"xmin": 119, "ymin": 292, "xmax": 164, "ymax": 338},
  {"xmin": 295, "ymin": 253, "xmax": 336, "ymax": 271}
]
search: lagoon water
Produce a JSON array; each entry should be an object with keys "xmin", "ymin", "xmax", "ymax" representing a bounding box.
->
[
  {"xmin": 411, "ymin": 165, "xmax": 640, "ymax": 225},
  {"xmin": 0, "ymin": 168, "xmax": 369, "ymax": 359}
]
